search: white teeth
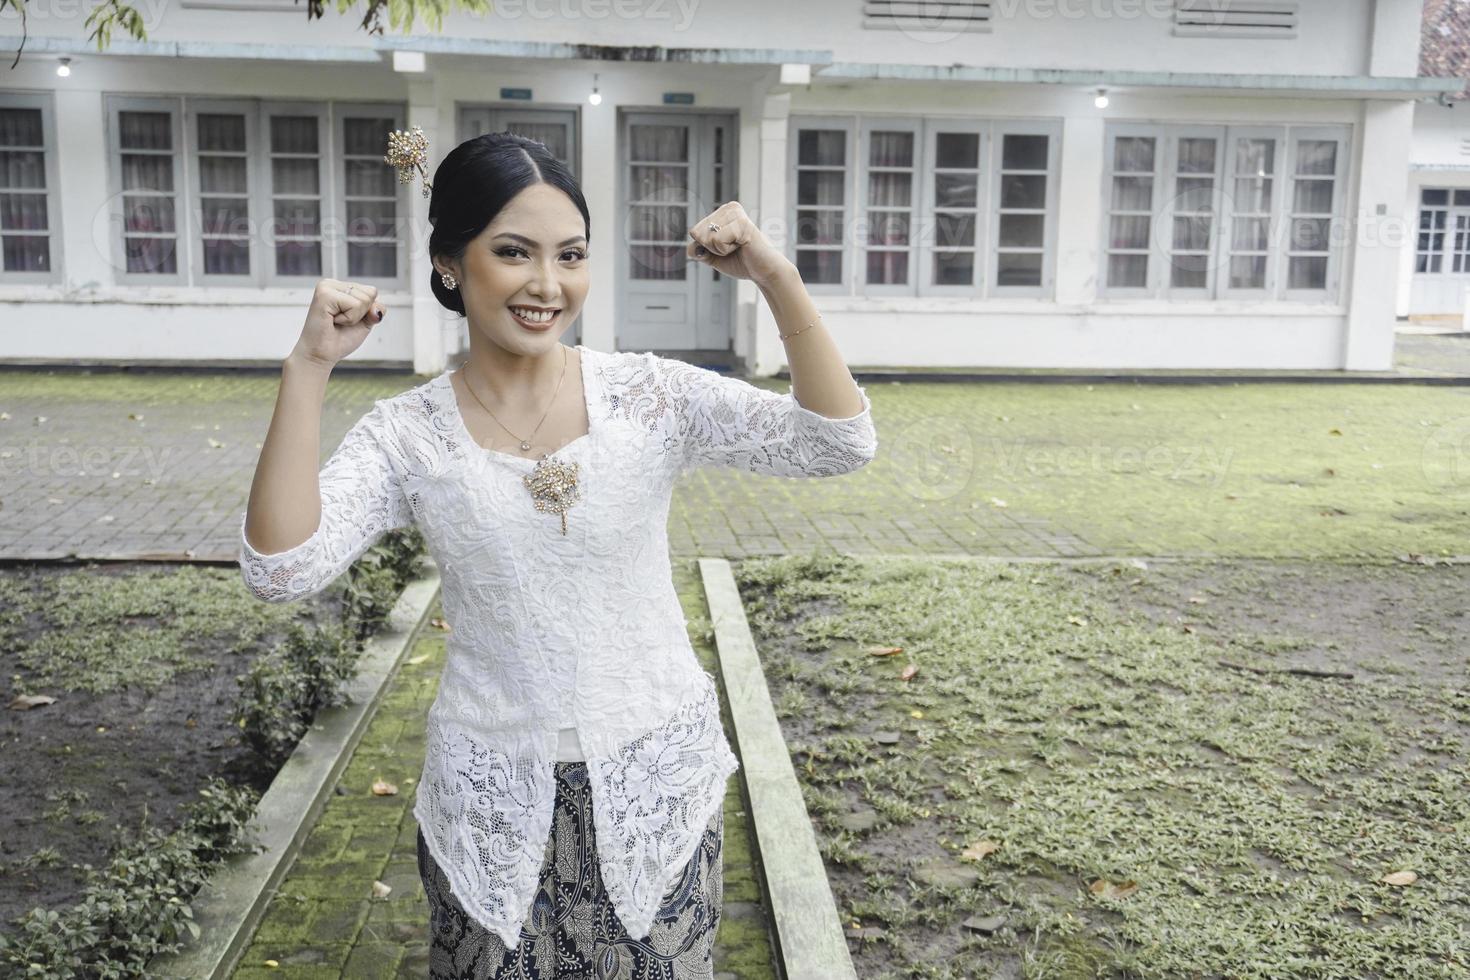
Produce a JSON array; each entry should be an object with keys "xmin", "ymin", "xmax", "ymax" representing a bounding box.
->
[{"xmin": 511, "ymin": 307, "xmax": 557, "ymax": 323}]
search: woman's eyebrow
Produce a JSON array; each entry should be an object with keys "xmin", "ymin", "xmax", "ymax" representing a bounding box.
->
[{"xmin": 492, "ymin": 233, "xmax": 588, "ymax": 248}]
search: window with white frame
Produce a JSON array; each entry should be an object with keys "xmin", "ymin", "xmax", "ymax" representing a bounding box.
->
[
  {"xmin": 1414, "ymin": 187, "xmax": 1470, "ymax": 274},
  {"xmin": 105, "ymin": 95, "xmax": 407, "ymax": 288},
  {"xmin": 788, "ymin": 114, "xmax": 1060, "ymax": 297},
  {"xmin": 1101, "ymin": 122, "xmax": 1349, "ymax": 300},
  {"xmin": 1, "ymin": 93, "xmax": 60, "ymax": 282}
]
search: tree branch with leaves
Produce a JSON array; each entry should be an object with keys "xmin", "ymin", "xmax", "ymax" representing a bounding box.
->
[{"xmin": 4, "ymin": 0, "xmax": 491, "ymax": 71}]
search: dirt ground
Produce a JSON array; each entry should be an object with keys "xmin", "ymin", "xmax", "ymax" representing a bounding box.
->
[
  {"xmin": 738, "ymin": 554, "xmax": 1470, "ymax": 980},
  {"xmin": 0, "ymin": 561, "xmax": 334, "ymax": 932}
]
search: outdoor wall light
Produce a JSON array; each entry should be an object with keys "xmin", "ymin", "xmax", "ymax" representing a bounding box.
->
[
  {"xmin": 588, "ymin": 73, "xmax": 602, "ymax": 106},
  {"xmin": 1094, "ymin": 88, "xmax": 1109, "ymax": 109},
  {"xmin": 56, "ymin": 57, "xmax": 71, "ymax": 78}
]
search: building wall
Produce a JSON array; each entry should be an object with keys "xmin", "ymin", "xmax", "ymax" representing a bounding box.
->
[
  {"xmin": 1402, "ymin": 100, "xmax": 1470, "ymax": 318},
  {"xmin": 0, "ymin": 0, "xmax": 1429, "ymax": 371}
]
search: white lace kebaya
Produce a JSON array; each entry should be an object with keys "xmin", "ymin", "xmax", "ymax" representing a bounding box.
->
[{"xmin": 237, "ymin": 345, "xmax": 878, "ymax": 950}]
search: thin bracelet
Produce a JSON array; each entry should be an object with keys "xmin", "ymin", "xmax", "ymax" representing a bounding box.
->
[{"xmin": 779, "ymin": 312, "xmax": 821, "ymax": 341}]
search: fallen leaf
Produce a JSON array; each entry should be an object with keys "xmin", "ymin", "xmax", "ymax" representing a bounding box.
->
[
  {"xmin": 1088, "ymin": 878, "xmax": 1139, "ymax": 900},
  {"xmin": 1186, "ymin": 595, "xmax": 1207, "ymax": 604},
  {"xmin": 899, "ymin": 663, "xmax": 919, "ymax": 681},
  {"xmin": 8, "ymin": 694, "xmax": 57, "ymax": 711},
  {"xmin": 866, "ymin": 645, "xmax": 902, "ymax": 657},
  {"xmin": 264, "ymin": 960, "xmax": 279, "ymax": 968},
  {"xmin": 371, "ymin": 879, "xmax": 392, "ymax": 898},
  {"xmin": 371, "ymin": 779, "xmax": 398, "ymax": 796},
  {"xmin": 429, "ymin": 618, "xmax": 452, "ymax": 631},
  {"xmin": 1067, "ymin": 615, "xmax": 1088, "ymax": 626},
  {"xmin": 960, "ymin": 839, "xmax": 1000, "ymax": 862},
  {"xmin": 910, "ymin": 709, "xmax": 924, "ymax": 719},
  {"xmin": 1328, "ymin": 428, "xmax": 1342, "ymax": 436},
  {"xmin": 1380, "ymin": 870, "xmax": 1417, "ymax": 887},
  {"xmin": 989, "ymin": 497, "xmax": 1008, "ymax": 508},
  {"xmin": 207, "ymin": 438, "xmax": 225, "ymax": 449},
  {"xmin": 405, "ymin": 654, "xmax": 430, "ymax": 665}
]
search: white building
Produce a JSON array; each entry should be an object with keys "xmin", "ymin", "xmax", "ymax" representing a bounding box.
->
[
  {"xmin": 1403, "ymin": 0, "xmax": 1470, "ymax": 319},
  {"xmin": 0, "ymin": 0, "xmax": 1459, "ymax": 374}
]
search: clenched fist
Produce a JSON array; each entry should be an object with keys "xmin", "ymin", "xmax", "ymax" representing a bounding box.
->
[{"xmin": 290, "ymin": 278, "xmax": 387, "ymax": 369}]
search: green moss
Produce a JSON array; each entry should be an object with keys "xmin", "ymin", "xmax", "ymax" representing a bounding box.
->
[
  {"xmin": 859, "ymin": 380, "xmax": 1470, "ymax": 558},
  {"xmin": 2, "ymin": 565, "xmax": 315, "ymax": 695},
  {"xmin": 739, "ymin": 553, "xmax": 1470, "ymax": 979}
]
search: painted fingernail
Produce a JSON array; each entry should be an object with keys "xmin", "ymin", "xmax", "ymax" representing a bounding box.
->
[{"xmin": 376, "ymin": 310, "xmax": 385, "ymax": 321}]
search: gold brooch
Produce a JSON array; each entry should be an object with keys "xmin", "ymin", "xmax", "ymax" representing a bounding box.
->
[
  {"xmin": 522, "ymin": 458, "xmax": 582, "ymax": 535},
  {"xmin": 385, "ymin": 125, "xmax": 433, "ymax": 197}
]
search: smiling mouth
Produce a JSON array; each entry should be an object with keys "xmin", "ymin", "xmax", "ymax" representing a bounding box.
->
[{"xmin": 508, "ymin": 306, "xmax": 561, "ymax": 327}]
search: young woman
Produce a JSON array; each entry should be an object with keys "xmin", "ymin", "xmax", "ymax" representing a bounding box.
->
[{"xmin": 239, "ymin": 131, "xmax": 877, "ymax": 979}]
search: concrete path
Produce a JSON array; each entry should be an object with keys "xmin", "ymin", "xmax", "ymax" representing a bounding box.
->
[{"xmin": 227, "ymin": 558, "xmax": 777, "ymax": 979}]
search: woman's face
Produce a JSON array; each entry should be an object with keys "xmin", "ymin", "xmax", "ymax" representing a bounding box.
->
[{"xmin": 435, "ymin": 182, "xmax": 590, "ymax": 357}]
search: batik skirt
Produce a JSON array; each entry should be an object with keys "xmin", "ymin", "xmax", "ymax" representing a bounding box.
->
[{"xmin": 416, "ymin": 760, "xmax": 725, "ymax": 979}]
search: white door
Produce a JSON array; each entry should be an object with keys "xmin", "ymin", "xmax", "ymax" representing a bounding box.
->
[
  {"xmin": 618, "ymin": 111, "xmax": 736, "ymax": 354},
  {"xmin": 452, "ymin": 107, "xmax": 582, "ymax": 351}
]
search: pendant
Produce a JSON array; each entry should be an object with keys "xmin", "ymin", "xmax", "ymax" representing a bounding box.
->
[
  {"xmin": 522, "ymin": 457, "xmax": 582, "ymax": 535},
  {"xmin": 519, "ymin": 440, "xmax": 531, "ymax": 451}
]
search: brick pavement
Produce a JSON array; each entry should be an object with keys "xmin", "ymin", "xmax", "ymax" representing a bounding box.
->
[{"xmin": 0, "ymin": 365, "xmax": 1097, "ymax": 562}]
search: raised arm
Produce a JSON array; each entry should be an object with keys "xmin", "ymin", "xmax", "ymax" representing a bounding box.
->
[
  {"xmin": 239, "ymin": 395, "xmax": 412, "ymax": 602},
  {"xmin": 667, "ymin": 200, "xmax": 878, "ymax": 478},
  {"xmin": 655, "ymin": 354, "xmax": 877, "ymax": 478},
  {"xmin": 239, "ymin": 278, "xmax": 407, "ymax": 603}
]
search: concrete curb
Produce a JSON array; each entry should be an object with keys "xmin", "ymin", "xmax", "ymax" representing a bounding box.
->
[
  {"xmin": 145, "ymin": 562, "xmax": 443, "ymax": 980},
  {"xmin": 699, "ymin": 557, "xmax": 857, "ymax": 980},
  {"xmin": 827, "ymin": 371, "xmax": 1470, "ymax": 385}
]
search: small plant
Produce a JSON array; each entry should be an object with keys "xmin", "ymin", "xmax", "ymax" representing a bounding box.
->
[
  {"xmin": 233, "ymin": 524, "xmax": 426, "ymax": 767},
  {"xmin": 0, "ymin": 778, "xmax": 260, "ymax": 979},
  {"xmin": 233, "ymin": 620, "xmax": 356, "ymax": 766}
]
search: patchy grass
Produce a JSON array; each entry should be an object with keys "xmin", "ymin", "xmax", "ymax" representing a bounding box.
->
[
  {"xmin": 0, "ymin": 367, "xmax": 415, "ymax": 407},
  {"xmin": 735, "ymin": 553, "xmax": 1469, "ymax": 979},
  {"xmin": 871, "ymin": 380, "xmax": 1470, "ymax": 558},
  {"xmin": 0, "ymin": 564, "xmax": 308, "ymax": 694}
]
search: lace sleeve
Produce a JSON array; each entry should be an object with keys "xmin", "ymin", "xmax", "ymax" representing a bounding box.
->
[
  {"xmin": 654, "ymin": 354, "xmax": 877, "ymax": 477},
  {"xmin": 238, "ymin": 399, "xmax": 414, "ymax": 603}
]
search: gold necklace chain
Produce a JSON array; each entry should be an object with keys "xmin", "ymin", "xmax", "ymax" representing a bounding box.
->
[{"xmin": 461, "ymin": 345, "xmax": 569, "ymax": 455}]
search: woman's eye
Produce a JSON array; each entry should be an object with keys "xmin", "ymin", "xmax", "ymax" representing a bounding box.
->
[{"xmin": 497, "ymin": 247, "xmax": 586, "ymax": 261}]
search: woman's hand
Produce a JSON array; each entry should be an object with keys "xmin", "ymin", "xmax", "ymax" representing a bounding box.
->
[
  {"xmin": 685, "ymin": 201, "xmax": 797, "ymax": 289},
  {"xmin": 289, "ymin": 278, "xmax": 387, "ymax": 370}
]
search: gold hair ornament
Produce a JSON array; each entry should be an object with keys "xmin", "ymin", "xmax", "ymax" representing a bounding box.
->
[{"xmin": 385, "ymin": 126, "xmax": 433, "ymax": 197}]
